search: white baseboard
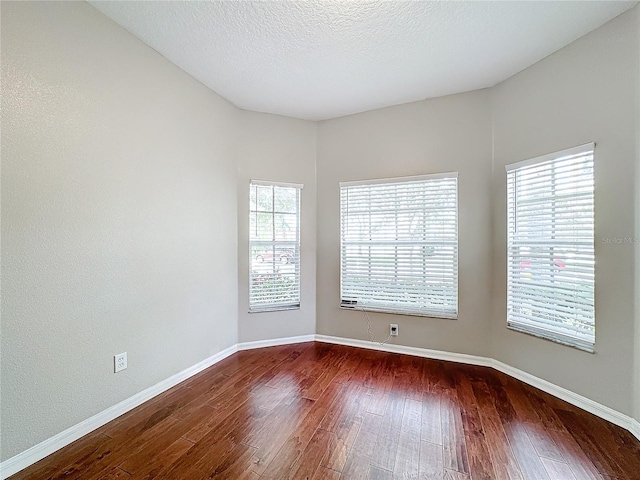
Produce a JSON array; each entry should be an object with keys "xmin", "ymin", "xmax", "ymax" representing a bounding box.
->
[
  {"xmin": 0, "ymin": 344, "xmax": 238, "ymax": 480},
  {"xmin": 3, "ymin": 335, "xmax": 639, "ymax": 479},
  {"xmin": 237, "ymin": 334, "xmax": 315, "ymax": 351},
  {"xmin": 314, "ymin": 334, "xmax": 492, "ymax": 367},
  {"xmin": 629, "ymin": 418, "xmax": 640, "ymax": 441},
  {"xmin": 314, "ymin": 334, "xmax": 640, "ymax": 443}
]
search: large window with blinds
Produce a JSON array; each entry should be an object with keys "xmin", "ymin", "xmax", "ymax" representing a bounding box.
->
[
  {"xmin": 506, "ymin": 144, "xmax": 595, "ymax": 351},
  {"xmin": 249, "ymin": 181, "xmax": 301, "ymax": 312},
  {"xmin": 340, "ymin": 173, "xmax": 458, "ymax": 318}
]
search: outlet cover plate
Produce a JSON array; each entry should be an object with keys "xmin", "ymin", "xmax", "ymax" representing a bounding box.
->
[
  {"xmin": 114, "ymin": 352, "xmax": 127, "ymax": 373},
  {"xmin": 390, "ymin": 324, "xmax": 399, "ymax": 336}
]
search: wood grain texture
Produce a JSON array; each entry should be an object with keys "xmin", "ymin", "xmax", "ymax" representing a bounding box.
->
[{"xmin": 9, "ymin": 342, "xmax": 640, "ymax": 480}]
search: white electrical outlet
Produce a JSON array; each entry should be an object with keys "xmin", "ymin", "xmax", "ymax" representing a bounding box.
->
[
  {"xmin": 114, "ymin": 352, "xmax": 127, "ymax": 373},
  {"xmin": 390, "ymin": 324, "xmax": 399, "ymax": 336}
]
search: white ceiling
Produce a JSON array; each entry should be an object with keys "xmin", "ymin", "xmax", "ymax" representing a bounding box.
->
[{"xmin": 89, "ymin": 1, "xmax": 637, "ymax": 121}]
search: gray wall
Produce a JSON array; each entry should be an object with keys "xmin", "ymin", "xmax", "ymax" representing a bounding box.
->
[
  {"xmin": 634, "ymin": 5, "xmax": 640, "ymax": 426},
  {"xmin": 237, "ymin": 111, "xmax": 317, "ymax": 343},
  {"xmin": 316, "ymin": 91, "xmax": 494, "ymax": 357},
  {"xmin": 491, "ymin": 6, "xmax": 639, "ymax": 417},
  {"xmin": 0, "ymin": 2, "xmax": 240, "ymax": 460}
]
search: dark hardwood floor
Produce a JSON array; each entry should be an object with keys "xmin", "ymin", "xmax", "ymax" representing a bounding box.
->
[{"xmin": 10, "ymin": 342, "xmax": 640, "ymax": 479}]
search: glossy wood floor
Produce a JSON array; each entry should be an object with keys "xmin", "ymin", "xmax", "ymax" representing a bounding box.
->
[{"xmin": 11, "ymin": 342, "xmax": 640, "ymax": 480}]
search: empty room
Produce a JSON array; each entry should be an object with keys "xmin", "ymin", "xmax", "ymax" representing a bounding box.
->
[{"xmin": 2, "ymin": 1, "xmax": 640, "ymax": 479}]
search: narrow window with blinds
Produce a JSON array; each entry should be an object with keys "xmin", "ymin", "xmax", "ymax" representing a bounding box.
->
[
  {"xmin": 249, "ymin": 181, "xmax": 301, "ymax": 312},
  {"xmin": 506, "ymin": 143, "xmax": 595, "ymax": 351},
  {"xmin": 340, "ymin": 173, "xmax": 458, "ymax": 319}
]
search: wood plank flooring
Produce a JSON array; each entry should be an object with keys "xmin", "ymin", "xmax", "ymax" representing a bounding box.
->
[{"xmin": 10, "ymin": 342, "xmax": 640, "ymax": 480}]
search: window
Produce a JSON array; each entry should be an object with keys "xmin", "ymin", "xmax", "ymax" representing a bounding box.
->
[
  {"xmin": 506, "ymin": 144, "xmax": 595, "ymax": 351},
  {"xmin": 249, "ymin": 181, "xmax": 301, "ymax": 312},
  {"xmin": 340, "ymin": 173, "xmax": 458, "ymax": 318}
]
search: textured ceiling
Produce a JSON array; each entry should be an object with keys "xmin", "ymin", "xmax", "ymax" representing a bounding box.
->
[{"xmin": 89, "ymin": 1, "xmax": 637, "ymax": 121}]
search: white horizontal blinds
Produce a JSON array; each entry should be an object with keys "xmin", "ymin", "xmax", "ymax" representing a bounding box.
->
[
  {"xmin": 506, "ymin": 144, "xmax": 595, "ymax": 350},
  {"xmin": 340, "ymin": 174, "xmax": 458, "ymax": 318},
  {"xmin": 249, "ymin": 182, "xmax": 301, "ymax": 312}
]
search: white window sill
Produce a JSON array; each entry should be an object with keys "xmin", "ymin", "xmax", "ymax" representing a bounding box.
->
[
  {"xmin": 507, "ymin": 324, "xmax": 595, "ymax": 353},
  {"xmin": 339, "ymin": 305, "xmax": 457, "ymax": 320},
  {"xmin": 249, "ymin": 305, "xmax": 300, "ymax": 314}
]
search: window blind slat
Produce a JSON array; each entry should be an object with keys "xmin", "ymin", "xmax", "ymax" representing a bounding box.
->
[
  {"xmin": 506, "ymin": 146, "xmax": 595, "ymax": 350},
  {"xmin": 340, "ymin": 174, "xmax": 458, "ymax": 318}
]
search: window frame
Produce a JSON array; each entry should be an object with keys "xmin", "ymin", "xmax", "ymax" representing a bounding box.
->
[
  {"xmin": 505, "ymin": 143, "xmax": 595, "ymax": 352},
  {"xmin": 249, "ymin": 180, "xmax": 302, "ymax": 313},
  {"xmin": 339, "ymin": 172, "xmax": 459, "ymax": 319}
]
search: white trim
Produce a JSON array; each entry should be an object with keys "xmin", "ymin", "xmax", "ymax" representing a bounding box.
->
[
  {"xmin": 314, "ymin": 334, "xmax": 640, "ymax": 442},
  {"xmin": 237, "ymin": 334, "xmax": 315, "ymax": 351},
  {"xmin": 339, "ymin": 305, "xmax": 458, "ymax": 320},
  {"xmin": 314, "ymin": 334, "xmax": 491, "ymax": 367},
  {"xmin": 250, "ymin": 179, "xmax": 304, "ymax": 189},
  {"xmin": 340, "ymin": 171, "xmax": 457, "ymax": 187},
  {"xmin": 0, "ymin": 344, "xmax": 238, "ymax": 480},
  {"xmin": 630, "ymin": 419, "xmax": 640, "ymax": 441},
  {"xmin": 3, "ymin": 335, "xmax": 638, "ymax": 478},
  {"xmin": 249, "ymin": 305, "xmax": 301, "ymax": 314},
  {"xmin": 505, "ymin": 142, "xmax": 595, "ymax": 171}
]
